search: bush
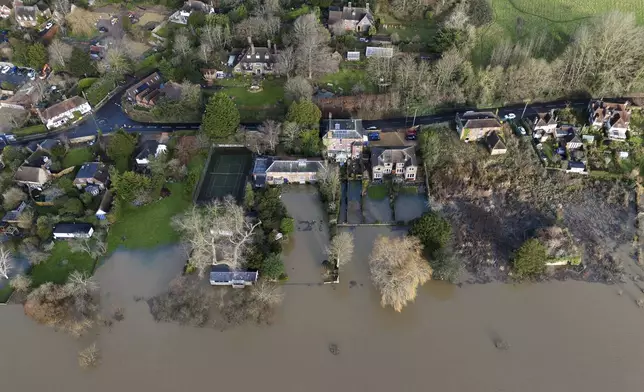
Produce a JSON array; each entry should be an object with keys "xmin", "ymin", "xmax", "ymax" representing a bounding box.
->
[
  {"xmin": 280, "ymin": 216, "xmax": 295, "ymax": 235},
  {"xmin": 260, "ymin": 253, "xmax": 285, "ymax": 280},
  {"xmin": 409, "ymin": 212, "xmax": 452, "ymax": 253},
  {"xmin": 513, "ymin": 239, "xmax": 547, "ymax": 278}
]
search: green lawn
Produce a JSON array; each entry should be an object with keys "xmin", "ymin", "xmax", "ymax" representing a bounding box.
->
[
  {"xmin": 62, "ymin": 147, "xmax": 94, "ymax": 168},
  {"xmin": 207, "ymin": 77, "xmax": 286, "ymax": 122},
  {"xmin": 13, "ymin": 124, "xmax": 47, "ymax": 137},
  {"xmin": 30, "ymin": 242, "xmax": 96, "ymax": 287},
  {"xmin": 78, "ymin": 77, "xmax": 99, "ymax": 91},
  {"xmin": 0, "ymin": 285, "xmax": 13, "ymax": 303},
  {"xmin": 318, "ymin": 67, "xmax": 375, "ymax": 94},
  {"xmin": 106, "ymin": 182, "xmax": 192, "ymax": 253},
  {"xmin": 367, "ymin": 184, "xmax": 389, "ymax": 200}
]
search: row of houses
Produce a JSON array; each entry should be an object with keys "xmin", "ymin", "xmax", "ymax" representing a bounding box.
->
[{"xmin": 0, "ymin": 0, "xmax": 45, "ymax": 28}]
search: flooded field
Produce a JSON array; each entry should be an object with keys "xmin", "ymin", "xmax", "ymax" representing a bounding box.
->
[{"xmin": 1, "ymin": 206, "xmax": 644, "ymax": 391}]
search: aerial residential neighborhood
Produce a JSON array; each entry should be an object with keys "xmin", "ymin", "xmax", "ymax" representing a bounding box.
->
[{"xmin": 0, "ymin": 0, "xmax": 643, "ymax": 390}]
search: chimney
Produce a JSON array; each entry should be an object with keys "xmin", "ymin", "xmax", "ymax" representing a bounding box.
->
[
  {"xmin": 348, "ymin": 2, "xmax": 351, "ymax": 9},
  {"xmin": 247, "ymin": 36, "xmax": 255, "ymax": 55},
  {"xmin": 328, "ymin": 112, "xmax": 332, "ymax": 133},
  {"xmin": 366, "ymin": 2, "xmax": 369, "ymax": 11},
  {"xmin": 273, "ymin": 43, "xmax": 277, "ymax": 54},
  {"xmin": 267, "ymin": 39, "xmax": 271, "ymax": 51}
]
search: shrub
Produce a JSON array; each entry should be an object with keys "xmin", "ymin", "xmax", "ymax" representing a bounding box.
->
[
  {"xmin": 513, "ymin": 239, "xmax": 547, "ymax": 278},
  {"xmin": 409, "ymin": 212, "xmax": 452, "ymax": 253},
  {"xmin": 280, "ymin": 216, "xmax": 295, "ymax": 235},
  {"xmin": 260, "ymin": 253, "xmax": 285, "ymax": 280}
]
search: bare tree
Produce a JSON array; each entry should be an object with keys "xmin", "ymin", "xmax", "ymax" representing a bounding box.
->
[
  {"xmin": 327, "ymin": 232, "xmax": 354, "ymax": 269},
  {"xmin": 173, "ymin": 32, "xmax": 192, "ymax": 59},
  {"xmin": 200, "ymin": 24, "xmax": 230, "ymax": 52},
  {"xmin": 16, "ymin": 208, "xmax": 33, "ymax": 229},
  {"xmin": 0, "ymin": 246, "xmax": 12, "ymax": 279},
  {"xmin": 10, "ymin": 274, "xmax": 31, "ymax": 292},
  {"xmin": 0, "ymin": 107, "xmax": 27, "ymax": 131},
  {"xmin": 280, "ymin": 121, "xmax": 300, "ymax": 150},
  {"xmin": 292, "ymin": 13, "xmax": 334, "ymax": 79},
  {"xmin": 444, "ymin": 1, "xmax": 470, "ymax": 30},
  {"xmin": 63, "ymin": 271, "xmax": 99, "ymax": 298},
  {"xmin": 284, "ymin": 76, "xmax": 313, "ymax": 103},
  {"xmin": 173, "ymin": 197, "xmax": 261, "ymax": 276},
  {"xmin": 100, "ymin": 43, "xmax": 132, "ymax": 75},
  {"xmin": 246, "ymin": 130, "xmax": 268, "ymax": 154},
  {"xmin": 317, "ymin": 164, "xmax": 340, "ymax": 205},
  {"xmin": 369, "ymin": 236, "xmax": 432, "ymax": 312},
  {"xmin": 78, "ymin": 343, "xmax": 101, "ymax": 369},
  {"xmin": 3, "ymin": 187, "xmax": 26, "ymax": 210},
  {"xmin": 69, "ymin": 238, "xmax": 106, "ymax": 259},
  {"xmin": 48, "ymin": 39, "xmax": 73, "ymax": 68},
  {"xmin": 275, "ymin": 46, "xmax": 296, "ymax": 78},
  {"xmin": 257, "ymin": 119, "xmax": 280, "ymax": 152}
]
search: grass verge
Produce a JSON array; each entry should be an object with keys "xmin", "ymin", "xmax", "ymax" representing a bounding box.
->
[
  {"xmin": 30, "ymin": 242, "xmax": 96, "ymax": 287},
  {"xmin": 0, "ymin": 284, "xmax": 13, "ymax": 303},
  {"xmin": 367, "ymin": 184, "xmax": 388, "ymax": 200},
  {"xmin": 13, "ymin": 124, "xmax": 47, "ymax": 137}
]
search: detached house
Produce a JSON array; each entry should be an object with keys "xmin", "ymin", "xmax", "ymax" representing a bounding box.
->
[
  {"xmin": 588, "ymin": 100, "xmax": 633, "ymax": 141},
  {"xmin": 39, "ymin": 96, "xmax": 91, "ymax": 129},
  {"xmin": 328, "ymin": 2, "xmax": 374, "ymax": 33},
  {"xmin": 455, "ymin": 111, "xmax": 502, "ymax": 141},
  {"xmin": 126, "ymin": 72, "xmax": 164, "ymax": 108},
  {"xmin": 252, "ymin": 157, "xmax": 325, "ymax": 187},
  {"xmin": 14, "ymin": 0, "xmax": 37, "ymax": 28},
  {"xmin": 371, "ymin": 146, "xmax": 417, "ymax": 181},
  {"xmin": 233, "ymin": 38, "xmax": 277, "ymax": 76},
  {"xmin": 14, "ymin": 166, "xmax": 49, "ymax": 189},
  {"xmin": 0, "ymin": 0, "xmax": 12, "ymax": 18},
  {"xmin": 73, "ymin": 162, "xmax": 109, "ymax": 190},
  {"xmin": 555, "ymin": 126, "xmax": 582, "ymax": 150},
  {"xmin": 322, "ymin": 117, "xmax": 365, "ymax": 163},
  {"xmin": 135, "ymin": 140, "xmax": 167, "ymax": 166},
  {"xmin": 210, "ymin": 264, "xmax": 258, "ymax": 287},
  {"xmin": 53, "ymin": 223, "xmax": 94, "ymax": 239},
  {"xmin": 533, "ymin": 110, "xmax": 558, "ymax": 134},
  {"xmin": 486, "ymin": 131, "xmax": 507, "ymax": 155}
]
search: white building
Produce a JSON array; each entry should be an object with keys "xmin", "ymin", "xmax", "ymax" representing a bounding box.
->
[
  {"xmin": 39, "ymin": 96, "xmax": 91, "ymax": 129},
  {"xmin": 52, "ymin": 223, "xmax": 94, "ymax": 239},
  {"xmin": 135, "ymin": 140, "xmax": 168, "ymax": 165}
]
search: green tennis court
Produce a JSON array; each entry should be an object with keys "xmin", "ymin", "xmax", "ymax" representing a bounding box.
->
[{"xmin": 195, "ymin": 147, "xmax": 252, "ymax": 202}]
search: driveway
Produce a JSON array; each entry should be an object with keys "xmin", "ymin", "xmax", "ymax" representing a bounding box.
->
[{"xmin": 0, "ymin": 62, "xmax": 31, "ymax": 90}]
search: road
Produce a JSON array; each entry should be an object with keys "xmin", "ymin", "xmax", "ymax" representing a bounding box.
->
[{"xmin": 9, "ymin": 94, "xmax": 596, "ymax": 146}]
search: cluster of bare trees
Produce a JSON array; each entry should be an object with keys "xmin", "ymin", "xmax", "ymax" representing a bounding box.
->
[
  {"xmin": 173, "ymin": 196, "xmax": 261, "ymax": 277},
  {"xmin": 246, "ymin": 119, "xmax": 280, "ymax": 154},
  {"xmin": 198, "ymin": 24, "xmax": 232, "ymax": 62},
  {"xmin": 369, "ymin": 236, "xmax": 432, "ymax": 312},
  {"xmin": 24, "ymin": 271, "xmax": 99, "ymax": 336},
  {"xmin": 317, "ymin": 165, "xmax": 341, "ymax": 211}
]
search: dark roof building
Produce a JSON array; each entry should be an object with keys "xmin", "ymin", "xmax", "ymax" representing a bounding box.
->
[
  {"xmin": 209, "ymin": 264, "xmax": 258, "ymax": 287},
  {"xmin": 322, "ymin": 118, "xmax": 364, "ymax": 138},
  {"xmin": 53, "ymin": 223, "xmax": 94, "ymax": 239},
  {"xmin": 73, "ymin": 162, "xmax": 109, "ymax": 188},
  {"xmin": 485, "ymin": 131, "xmax": 507, "ymax": 155}
]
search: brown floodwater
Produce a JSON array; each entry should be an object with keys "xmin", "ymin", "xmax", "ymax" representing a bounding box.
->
[{"xmin": 2, "ymin": 191, "xmax": 644, "ymax": 391}]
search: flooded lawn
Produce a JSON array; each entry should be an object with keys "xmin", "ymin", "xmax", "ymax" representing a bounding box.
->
[
  {"xmin": 363, "ymin": 196, "xmax": 393, "ymax": 223},
  {"xmin": 1, "ymin": 228, "xmax": 644, "ymax": 392},
  {"xmin": 347, "ymin": 180, "xmax": 362, "ymax": 224},
  {"xmin": 394, "ymin": 194, "xmax": 428, "ymax": 222}
]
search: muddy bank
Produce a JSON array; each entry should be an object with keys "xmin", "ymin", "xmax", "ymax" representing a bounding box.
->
[{"xmin": 2, "ymin": 231, "xmax": 644, "ymax": 392}]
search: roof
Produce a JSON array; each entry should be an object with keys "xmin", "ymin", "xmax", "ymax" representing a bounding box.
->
[
  {"xmin": 40, "ymin": 96, "xmax": 88, "ymax": 121},
  {"xmin": 15, "ymin": 4, "xmax": 36, "ymax": 19},
  {"xmin": 0, "ymin": 0, "xmax": 13, "ymax": 9},
  {"xmin": 463, "ymin": 118, "xmax": 502, "ymax": 129},
  {"xmin": 589, "ymin": 100, "xmax": 632, "ymax": 125},
  {"xmin": 14, "ymin": 166, "xmax": 48, "ymax": 184},
  {"xmin": 126, "ymin": 72, "xmax": 162, "ymax": 97},
  {"xmin": 136, "ymin": 140, "xmax": 159, "ymax": 160},
  {"xmin": 2, "ymin": 201, "xmax": 26, "ymax": 222},
  {"xmin": 329, "ymin": 6, "xmax": 372, "ymax": 24},
  {"xmin": 486, "ymin": 131, "xmax": 507, "ymax": 151},
  {"xmin": 371, "ymin": 146, "xmax": 417, "ymax": 167},
  {"xmin": 366, "ymin": 46, "xmax": 393, "ymax": 58},
  {"xmin": 75, "ymin": 162, "xmax": 109, "ymax": 183},
  {"xmin": 237, "ymin": 47, "xmax": 275, "ymax": 64},
  {"xmin": 39, "ymin": 139, "xmax": 60, "ymax": 151},
  {"xmin": 97, "ymin": 190, "xmax": 113, "ymax": 214},
  {"xmin": 209, "ymin": 264, "xmax": 258, "ymax": 283},
  {"xmin": 53, "ymin": 223, "xmax": 93, "ymax": 234},
  {"xmin": 324, "ymin": 119, "xmax": 363, "ymax": 137},
  {"xmin": 568, "ymin": 161, "xmax": 586, "ymax": 169},
  {"xmin": 535, "ymin": 111, "xmax": 557, "ymax": 127},
  {"xmin": 266, "ymin": 159, "xmax": 325, "ymax": 173}
]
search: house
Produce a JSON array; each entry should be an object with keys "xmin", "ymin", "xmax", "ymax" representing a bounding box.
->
[
  {"xmin": 455, "ymin": 111, "xmax": 502, "ymax": 141},
  {"xmin": 588, "ymin": 100, "xmax": 632, "ymax": 141},
  {"xmin": 556, "ymin": 126, "xmax": 582, "ymax": 150},
  {"xmin": 232, "ymin": 38, "xmax": 277, "ymax": 76},
  {"xmin": 39, "ymin": 96, "xmax": 91, "ymax": 129},
  {"xmin": 73, "ymin": 162, "xmax": 109, "ymax": 189},
  {"xmin": 53, "ymin": 223, "xmax": 94, "ymax": 239},
  {"xmin": 209, "ymin": 264, "xmax": 258, "ymax": 287},
  {"xmin": 95, "ymin": 190, "xmax": 113, "ymax": 220},
  {"xmin": 533, "ymin": 110, "xmax": 557, "ymax": 134},
  {"xmin": 135, "ymin": 140, "xmax": 167, "ymax": 166},
  {"xmin": 1, "ymin": 81, "xmax": 44, "ymax": 110},
  {"xmin": 252, "ymin": 157, "xmax": 325, "ymax": 187},
  {"xmin": 14, "ymin": 0, "xmax": 37, "ymax": 27},
  {"xmin": 486, "ymin": 131, "xmax": 507, "ymax": 155},
  {"xmin": 0, "ymin": 0, "xmax": 12, "ymax": 18},
  {"xmin": 371, "ymin": 146, "xmax": 417, "ymax": 181},
  {"xmin": 125, "ymin": 72, "xmax": 164, "ymax": 108},
  {"xmin": 567, "ymin": 161, "xmax": 587, "ymax": 174},
  {"xmin": 14, "ymin": 166, "xmax": 49, "ymax": 188},
  {"xmin": 321, "ymin": 117, "xmax": 365, "ymax": 163},
  {"xmin": 365, "ymin": 46, "xmax": 394, "ymax": 58},
  {"xmin": 168, "ymin": 9, "xmax": 191, "ymax": 24},
  {"xmin": 328, "ymin": 2, "xmax": 374, "ymax": 33},
  {"xmin": 1, "ymin": 201, "xmax": 26, "ymax": 224}
]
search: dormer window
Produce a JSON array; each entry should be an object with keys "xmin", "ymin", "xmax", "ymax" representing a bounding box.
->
[
  {"xmin": 255, "ymin": 54, "xmax": 260, "ymax": 59},
  {"xmin": 246, "ymin": 54, "xmax": 251, "ymax": 59},
  {"xmin": 265, "ymin": 54, "xmax": 269, "ymax": 60}
]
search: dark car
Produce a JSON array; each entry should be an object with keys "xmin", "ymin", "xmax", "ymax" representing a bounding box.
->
[
  {"xmin": 405, "ymin": 130, "xmax": 417, "ymax": 140},
  {"xmin": 98, "ymin": 26, "xmax": 109, "ymax": 33},
  {"xmin": 368, "ymin": 131, "xmax": 380, "ymax": 141}
]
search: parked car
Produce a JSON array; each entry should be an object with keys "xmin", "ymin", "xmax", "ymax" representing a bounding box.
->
[
  {"xmin": 27, "ymin": 70, "xmax": 36, "ymax": 80},
  {"xmin": 518, "ymin": 126, "xmax": 527, "ymax": 136},
  {"xmin": 504, "ymin": 113, "xmax": 516, "ymax": 120},
  {"xmin": 368, "ymin": 132, "xmax": 380, "ymax": 141},
  {"xmin": 45, "ymin": 21, "xmax": 53, "ymax": 29},
  {"xmin": 359, "ymin": 37, "xmax": 370, "ymax": 42},
  {"xmin": 0, "ymin": 65, "xmax": 9, "ymax": 74},
  {"xmin": 99, "ymin": 26, "xmax": 108, "ymax": 33},
  {"xmin": 405, "ymin": 126, "xmax": 419, "ymax": 140}
]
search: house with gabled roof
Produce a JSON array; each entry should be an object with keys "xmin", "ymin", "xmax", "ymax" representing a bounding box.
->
[
  {"xmin": 14, "ymin": 166, "xmax": 50, "ymax": 189},
  {"xmin": 73, "ymin": 162, "xmax": 109, "ymax": 190},
  {"xmin": 371, "ymin": 146, "xmax": 417, "ymax": 181},
  {"xmin": 53, "ymin": 223, "xmax": 94, "ymax": 239},
  {"xmin": 233, "ymin": 38, "xmax": 277, "ymax": 76},
  {"xmin": 588, "ymin": 100, "xmax": 633, "ymax": 141},
  {"xmin": 533, "ymin": 110, "xmax": 558, "ymax": 134},
  {"xmin": 322, "ymin": 117, "xmax": 365, "ymax": 163},
  {"xmin": 209, "ymin": 264, "xmax": 258, "ymax": 287},
  {"xmin": 0, "ymin": 0, "xmax": 13, "ymax": 18},
  {"xmin": 126, "ymin": 72, "xmax": 164, "ymax": 108},
  {"xmin": 39, "ymin": 96, "xmax": 91, "ymax": 129},
  {"xmin": 486, "ymin": 131, "xmax": 507, "ymax": 155},
  {"xmin": 328, "ymin": 2, "xmax": 374, "ymax": 33},
  {"xmin": 455, "ymin": 111, "xmax": 502, "ymax": 142}
]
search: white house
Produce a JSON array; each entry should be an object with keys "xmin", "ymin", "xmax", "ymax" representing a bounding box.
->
[
  {"xmin": 135, "ymin": 140, "xmax": 168, "ymax": 165},
  {"xmin": 209, "ymin": 264, "xmax": 258, "ymax": 288},
  {"xmin": 39, "ymin": 96, "xmax": 91, "ymax": 130},
  {"xmin": 371, "ymin": 146, "xmax": 417, "ymax": 181},
  {"xmin": 52, "ymin": 223, "xmax": 94, "ymax": 239}
]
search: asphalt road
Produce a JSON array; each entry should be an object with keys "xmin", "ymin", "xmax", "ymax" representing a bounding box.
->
[{"xmin": 10, "ymin": 94, "xmax": 598, "ymax": 146}]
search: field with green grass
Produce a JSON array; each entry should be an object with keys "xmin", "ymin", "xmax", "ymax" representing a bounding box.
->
[
  {"xmin": 206, "ymin": 77, "xmax": 286, "ymax": 122},
  {"xmin": 13, "ymin": 124, "xmax": 47, "ymax": 137},
  {"xmin": 62, "ymin": 147, "xmax": 93, "ymax": 168},
  {"xmin": 106, "ymin": 182, "xmax": 192, "ymax": 253},
  {"xmin": 30, "ymin": 242, "xmax": 96, "ymax": 287},
  {"xmin": 318, "ymin": 65, "xmax": 376, "ymax": 94},
  {"xmin": 367, "ymin": 184, "xmax": 388, "ymax": 200},
  {"xmin": 478, "ymin": 0, "xmax": 644, "ymax": 62}
]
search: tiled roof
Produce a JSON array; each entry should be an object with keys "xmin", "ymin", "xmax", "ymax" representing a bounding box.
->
[
  {"xmin": 40, "ymin": 96, "xmax": 88, "ymax": 121},
  {"xmin": 267, "ymin": 159, "xmax": 325, "ymax": 173}
]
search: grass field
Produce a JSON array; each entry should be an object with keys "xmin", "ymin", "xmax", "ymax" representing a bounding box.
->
[
  {"xmin": 62, "ymin": 147, "xmax": 93, "ymax": 168},
  {"xmin": 206, "ymin": 78, "xmax": 285, "ymax": 121},
  {"xmin": 195, "ymin": 147, "xmax": 252, "ymax": 203},
  {"xmin": 106, "ymin": 182, "xmax": 192, "ymax": 253},
  {"xmin": 30, "ymin": 242, "xmax": 96, "ymax": 287},
  {"xmin": 476, "ymin": 0, "xmax": 644, "ymax": 63},
  {"xmin": 367, "ymin": 184, "xmax": 388, "ymax": 200},
  {"xmin": 318, "ymin": 65, "xmax": 376, "ymax": 94}
]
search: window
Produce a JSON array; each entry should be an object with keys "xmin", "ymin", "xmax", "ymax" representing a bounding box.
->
[
  {"xmin": 256, "ymin": 54, "xmax": 260, "ymax": 59},
  {"xmin": 247, "ymin": 55, "xmax": 251, "ymax": 58},
  {"xmin": 406, "ymin": 173, "xmax": 415, "ymax": 179},
  {"xmin": 374, "ymin": 172, "xmax": 382, "ymax": 179},
  {"xmin": 396, "ymin": 168, "xmax": 403, "ymax": 174}
]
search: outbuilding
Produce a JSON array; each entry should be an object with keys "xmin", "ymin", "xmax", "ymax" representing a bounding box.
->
[{"xmin": 53, "ymin": 223, "xmax": 94, "ymax": 239}]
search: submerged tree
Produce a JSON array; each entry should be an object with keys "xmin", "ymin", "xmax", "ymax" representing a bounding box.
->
[
  {"xmin": 369, "ymin": 236, "xmax": 432, "ymax": 312},
  {"xmin": 327, "ymin": 232, "xmax": 354, "ymax": 269}
]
